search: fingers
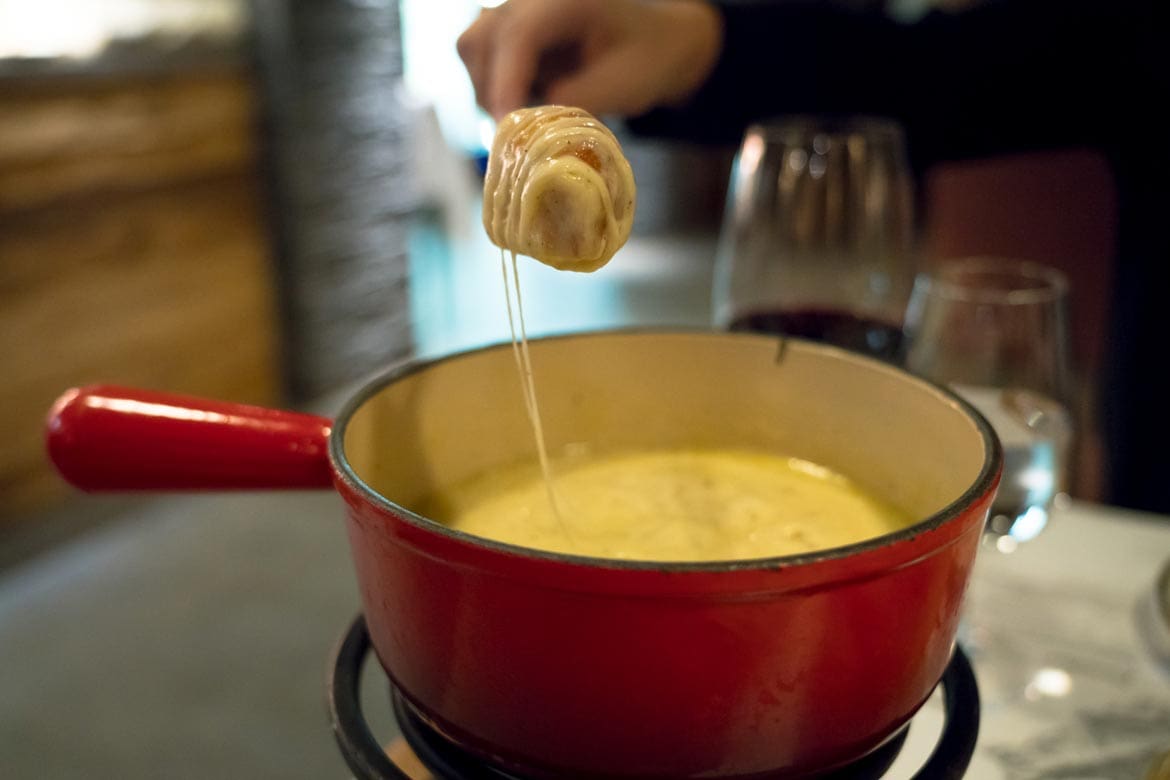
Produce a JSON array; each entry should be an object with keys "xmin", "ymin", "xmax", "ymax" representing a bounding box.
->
[
  {"xmin": 458, "ymin": 0, "xmax": 597, "ymax": 120},
  {"xmin": 458, "ymin": 0, "xmax": 721, "ymax": 124},
  {"xmin": 549, "ymin": 0, "xmax": 723, "ymax": 116},
  {"xmin": 489, "ymin": 1, "xmax": 595, "ymax": 119}
]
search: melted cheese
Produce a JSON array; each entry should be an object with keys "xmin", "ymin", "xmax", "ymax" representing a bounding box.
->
[
  {"xmin": 419, "ymin": 448, "xmax": 913, "ymax": 562},
  {"xmin": 483, "ymin": 106, "xmax": 636, "ymax": 272}
]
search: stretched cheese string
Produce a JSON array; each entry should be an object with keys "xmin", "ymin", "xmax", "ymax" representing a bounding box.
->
[{"xmin": 500, "ymin": 249, "xmax": 571, "ymax": 536}]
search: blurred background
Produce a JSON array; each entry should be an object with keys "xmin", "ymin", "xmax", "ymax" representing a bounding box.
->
[{"xmin": 0, "ymin": 0, "xmax": 1115, "ymax": 565}]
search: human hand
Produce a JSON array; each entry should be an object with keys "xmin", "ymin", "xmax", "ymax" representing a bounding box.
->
[{"xmin": 457, "ymin": 0, "xmax": 723, "ymax": 121}]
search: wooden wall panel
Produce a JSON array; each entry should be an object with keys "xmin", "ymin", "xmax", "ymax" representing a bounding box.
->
[{"xmin": 0, "ymin": 70, "xmax": 282, "ymax": 520}]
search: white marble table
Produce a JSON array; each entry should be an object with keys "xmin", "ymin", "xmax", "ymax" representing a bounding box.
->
[{"xmin": 892, "ymin": 500, "xmax": 1170, "ymax": 779}]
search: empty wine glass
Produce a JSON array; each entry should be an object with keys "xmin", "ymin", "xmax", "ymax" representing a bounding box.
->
[
  {"xmin": 903, "ymin": 257, "xmax": 1074, "ymax": 547},
  {"xmin": 713, "ymin": 115, "xmax": 917, "ymax": 362}
]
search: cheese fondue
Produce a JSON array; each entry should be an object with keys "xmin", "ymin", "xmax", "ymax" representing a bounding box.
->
[{"xmin": 420, "ymin": 448, "xmax": 913, "ymax": 562}]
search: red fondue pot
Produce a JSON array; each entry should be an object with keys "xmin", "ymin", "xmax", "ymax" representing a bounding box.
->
[{"xmin": 46, "ymin": 330, "xmax": 1000, "ymax": 779}]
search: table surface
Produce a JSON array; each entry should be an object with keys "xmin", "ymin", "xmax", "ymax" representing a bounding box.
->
[
  {"xmin": 2, "ymin": 161, "xmax": 1168, "ymax": 780},
  {"xmin": 3, "ymin": 493, "xmax": 1167, "ymax": 779}
]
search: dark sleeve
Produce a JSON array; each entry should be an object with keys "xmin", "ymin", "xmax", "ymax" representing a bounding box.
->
[{"xmin": 627, "ymin": 0, "xmax": 1153, "ymax": 170}]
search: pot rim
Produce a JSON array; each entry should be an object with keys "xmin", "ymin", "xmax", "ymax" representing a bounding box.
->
[{"xmin": 328, "ymin": 327, "xmax": 1002, "ymax": 573}]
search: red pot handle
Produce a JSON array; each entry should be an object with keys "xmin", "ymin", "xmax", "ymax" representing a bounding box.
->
[{"xmin": 46, "ymin": 385, "xmax": 334, "ymax": 491}]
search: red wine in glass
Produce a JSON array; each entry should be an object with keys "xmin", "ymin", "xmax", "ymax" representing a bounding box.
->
[{"xmin": 728, "ymin": 307, "xmax": 905, "ymax": 363}]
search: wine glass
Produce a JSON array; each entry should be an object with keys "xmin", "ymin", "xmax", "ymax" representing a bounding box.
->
[
  {"xmin": 713, "ymin": 115, "xmax": 917, "ymax": 362},
  {"xmin": 903, "ymin": 257, "xmax": 1074, "ymax": 548}
]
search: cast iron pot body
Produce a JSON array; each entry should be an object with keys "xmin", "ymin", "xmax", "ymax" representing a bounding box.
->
[{"xmin": 47, "ymin": 331, "xmax": 1001, "ymax": 779}]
